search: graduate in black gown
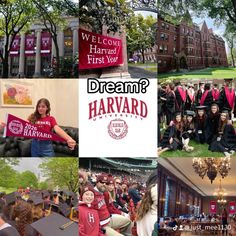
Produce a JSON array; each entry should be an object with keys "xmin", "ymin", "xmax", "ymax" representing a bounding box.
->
[
  {"xmin": 194, "ymin": 106, "xmax": 207, "ymax": 144},
  {"xmin": 199, "ymin": 83, "xmax": 213, "ymax": 113},
  {"xmin": 205, "ymin": 103, "xmax": 220, "ymax": 144},
  {"xmin": 165, "ymin": 83, "xmax": 176, "ymax": 125},
  {"xmin": 158, "ymin": 112, "xmax": 183, "ymax": 155},
  {"xmin": 209, "ymin": 110, "xmax": 236, "ymax": 156},
  {"xmin": 196, "ymin": 82, "xmax": 204, "ymax": 106},
  {"xmin": 218, "ymin": 79, "xmax": 236, "ymax": 119},
  {"xmin": 185, "ymin": 84, "xmax": 195, "ymax": 111},
  {"xmin": 174, "ymin": 81, "xmax": 186, "ymax": 113},
  {"xmin": 182, "ymin": 110, "xmax": 195, "ymax": 152}
]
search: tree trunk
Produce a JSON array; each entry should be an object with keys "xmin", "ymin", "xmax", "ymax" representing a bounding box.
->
[
  {"xmin": 51, "ymin": 34, "xmax": 60, "ymax": 77},
  {"xmin": 2, "ymin": 44, "xmax": 9, "ymax": 78},
  {"xmin": 230, "ymin": 47, "xmax": 235, "ymax": 67},
  {"xmin": 141, "ymin": 49, "xmax": 145, "ymax": 64}
]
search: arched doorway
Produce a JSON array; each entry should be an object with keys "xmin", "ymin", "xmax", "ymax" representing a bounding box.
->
[{"xmin": 180, "ymin": 56, "xmax": 187, "ymax": 69}]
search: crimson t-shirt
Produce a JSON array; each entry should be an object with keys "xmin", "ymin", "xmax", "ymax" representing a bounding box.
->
[{"xmin": 35, "ymin": 116, "xmax": 57, "ymax": 132}]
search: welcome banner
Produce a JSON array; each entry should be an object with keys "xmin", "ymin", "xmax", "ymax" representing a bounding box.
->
[
  {"xmin": 25, "ymin": 35, "xmax": 36, "ymax": 56},
  {"xmin": 41, "ymin": 31, "xmax": 52, "ymax": 56},
  {"xmin": 79, "ymin": 29, "xmax": 123, "ymax": 69},
  {"xmin": 229, "ymin": 202, "xmax": 236, "ymax": 214},
  {"xmin": 10, "ymin": 36, "xmax": 20, "ymax": 57},
  {"xmin": 209, "ymin": 201, "xmax": 217, "ymax": 214},
  {"xmin": 3, "ymin": 114, "xmax": 65, "ymax": 142}
]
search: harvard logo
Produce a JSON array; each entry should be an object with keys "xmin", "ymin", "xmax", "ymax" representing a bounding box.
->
[
  {"xmin": 108, "ymin": 119, "xmax": 128, "ymax": 140},
  {"xmin": 8, "ymin": 120, "xmax": 23, "ymax": 135}
]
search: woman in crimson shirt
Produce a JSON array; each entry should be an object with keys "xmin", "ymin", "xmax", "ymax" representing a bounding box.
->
[
  {"xmin": 28, "ymin": 98, "xmax": 76, "ymax": 157},
  {"xmin": 79, "ymin": 185, "xmax": 105, "ymax": 236}
]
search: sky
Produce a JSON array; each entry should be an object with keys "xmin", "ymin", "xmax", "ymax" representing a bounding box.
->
[{"xmin": 13, "ymin": 158, "xmax": 45, "ymax": 180}]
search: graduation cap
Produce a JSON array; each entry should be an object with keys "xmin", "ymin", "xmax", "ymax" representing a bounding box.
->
[
  {"xmin": 30, "ymin": 213, "xmax": 78, "ymax": 236},
  {"xmin": 224, "ymin": 78, "xmax": 233, "ymax": 82},
  {"xmin": 62, "ymin": 190, "xmax": 74, "ymax": 197},
  {"xmin": 185, "ymin": 110, "xmax": 195, "ymax": 117},
  {"xmin": 27, "ymin": 194, "xmax": 44, "ymax": 206},
  {"xmin": 42, "ymin": 190, "xmax": 50, "ymax": 198},
  {"xmin": 58, "ymin": 202, "xmax": 71, "ymax": 217},
  {"xmin": 211, "ymin": 101, "xmax": 219, "ymax": 107},
  {"xmin": 5, "ymin": 192, "xmax": 21, "ymax": 205},
  {"xmin": 195, "ymin": 106, "xmax": 207, "ymax": 110},
  {"xmin": 221, "ymin": 107, "xmax": 231, "ymax": 114}
]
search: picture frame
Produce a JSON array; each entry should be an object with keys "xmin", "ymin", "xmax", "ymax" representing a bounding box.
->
[{"xmin": 0, "ymin": 80, "xmax": 34, "ymax": 107}]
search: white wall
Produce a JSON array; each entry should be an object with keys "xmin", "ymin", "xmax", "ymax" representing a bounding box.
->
[{"xmin": 0, "ymin": 79, "xmax": 78, "ymax": 127}]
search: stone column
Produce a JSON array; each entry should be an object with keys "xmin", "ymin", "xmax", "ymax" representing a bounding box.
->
[
  {"xmin": 57, "ymin": 30, "xmax": 64, "ymax": 57},
  {"xmin": 72, "ymin": 26, "xmax": 78, "ymax": 57},
  {"xmin": 33, "ymin": 29, "xmax": 42, "ymax": 78},
  {"xmin": 18, "ymin": 32, "xmax": 25, "ymax": 77}
]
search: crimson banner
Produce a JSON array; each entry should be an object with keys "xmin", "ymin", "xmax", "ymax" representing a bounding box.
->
[
  {"xmin": 209, "ymin": 201, "xmax": 217, "ymax": 214},
  {"xmin": 229, "ymin": 202, "xmax": 236, "ymax": 214},
  {"xmin": 4, "ymin": 114, "xmax": 65, "ymax": 142},
  {"xmin": 41, "ymin": 31, "xmax": 51, "ymax": 56},
  {"xmin": 79, "ymin": 29, "xmax": 123, "ymax": 70},
  {"xmin": 10, "ymin": 36, "xmax": 20, "ymax": 57},
  {"xmin": 25, "ymin": 35, "xmax": 36, "ymax": 56}
]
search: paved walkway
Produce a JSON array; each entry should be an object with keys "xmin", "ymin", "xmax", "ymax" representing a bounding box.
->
[{"xmin": 128, "ymin": 65, "xmax": 157, "ymax": 78}]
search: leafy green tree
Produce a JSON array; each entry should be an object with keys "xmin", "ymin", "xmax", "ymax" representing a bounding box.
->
[
  {"xmin": 127, "ymin": 14, "xmax": 157, "ymax": 63},
  {"xmin": 0, "ymin": 0, "xmax": 35, "ymax": 77},
  {"xmin": 39, "ymin": 158, "xmax": 78, "ymax": 192},
  {"xmin": 17, "ymin": 171, "xmax": 38, "ymax": 188},
  {"xmin": 79, "ymin": 0, "xmax": 131, "ymax": 33},
  {"xmin": 38, "ymin": 181, "xmax": 49, "ymax": 190},
  {"xmin": 32, "ymin": 0, "xmax": 71, "ymax": 77},
  {"xmin": 224, "ymin": 22, "xmax": 236, "ymax": 67}
]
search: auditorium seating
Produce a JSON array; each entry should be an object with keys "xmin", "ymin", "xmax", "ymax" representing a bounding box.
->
[{"xmin": 0, "ymin": 126, "xmax": 78, "ymax": 157}]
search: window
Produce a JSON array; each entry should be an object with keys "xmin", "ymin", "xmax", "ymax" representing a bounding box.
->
[
  {"xmin": 165, "ymin": 34, "xmax": 169, "ymax": 41},
  {"xmin": 164, "ymin": 45, "xmax": 168, "ymax": 53},
  {"xmin": 160, "ymin": 33, "xmax": 165, "ymax": 40},
  {"xmin": 183, "ymin": 27, "xmax": 185, "ymax": 33},
  {"xmin": 159, "ymin": 45, "xmax": 163, "ymax": 53},
  {"xmin": 166, "ymin": 24, "xmax": 169, "ymax": 30},
  {"xmin": 174, "ymin": 36, "xmax": 176, "ymax": 41},
  {"xmin": 161, "ymin": 23, "xmax": 165, "ymax": 29}
]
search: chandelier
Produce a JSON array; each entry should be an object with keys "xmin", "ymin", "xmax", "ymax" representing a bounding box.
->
[
  {"xmin": 213, "ymin": 179, "xmax": 227, "ymax": 205},
  {"xmin": 192, "ymin": 157, "xmax": 231, "ymax": 183}
]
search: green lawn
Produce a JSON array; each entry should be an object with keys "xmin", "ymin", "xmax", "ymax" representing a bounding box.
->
[
  {"xmin": 158, "ymin": 67, "xmax": 236, "ymax": 79},
  {"xmin": 128, "ymin": 62, "xmax": 157, "ymax": 67},
  {"xmin": 0, "ymin": 186, "xmax": 16, "ymax": 194},
  {"xmin": 159, "ymin": 140, "xmax": 236, "ymax": 157}
]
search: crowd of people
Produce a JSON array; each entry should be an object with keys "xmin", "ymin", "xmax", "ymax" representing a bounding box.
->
[
  {"xmin": 79, "ymin": 169, "xmax": 158, "ymax": 236},
  {"xmin": 0, "ymin": 187, "xmax": 78, "ymax": 236},
  {"xmin": 158, "ymin": 78, "xmax": 236, "ymax": 156}
]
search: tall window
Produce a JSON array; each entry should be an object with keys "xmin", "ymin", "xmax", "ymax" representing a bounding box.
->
[{"xmin": 164, "ymin": 179, "xmax": 170, "ymax": 216}]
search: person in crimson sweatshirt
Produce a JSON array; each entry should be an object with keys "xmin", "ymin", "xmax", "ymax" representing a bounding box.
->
[
  {"xmin": 79, "ymin": 185, "xmax": 105, "ymax": 236},
  {"xmin": 94, "ymin": 174, "xmax": 132, "ymax": 236}
]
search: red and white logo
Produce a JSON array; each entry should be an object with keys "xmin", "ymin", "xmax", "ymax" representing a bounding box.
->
[
  {"xmin": 108, "ymin": 119, "xmax": 128, "ymax": 140},
  {"xmin": 8, "ymin": 120, "xmax": 23, "ymax": 135}
]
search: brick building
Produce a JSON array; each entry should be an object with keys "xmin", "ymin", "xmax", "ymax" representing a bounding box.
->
[{"xmin": 157, "ymin": 16, "xmax": 228, "ymax": 73}]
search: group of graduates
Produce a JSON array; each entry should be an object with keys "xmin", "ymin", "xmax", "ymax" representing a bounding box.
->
[
  {"xmin": 0, "ymin": 187, "xmax": 78, "ymax": 236},
  {"xmin": 79, "ymin": 170, "xmax": 158, "ymax": 236},
  {"xmin": 158, "ymin": 78, "xmax": 236, "ymax": 156}
]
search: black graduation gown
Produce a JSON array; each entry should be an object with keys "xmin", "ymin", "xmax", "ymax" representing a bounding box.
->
[
  {"xmin": 194, "ymin": 117, "xmax": 207, "ymax": 144},
  {"xmin": 160, "ymin": 125, "xmax": 183, "ymax": 151},
  {"xmin": 209, "ymin": 124, "xmax": 236, "ymax": 152},
  {"xmin": 182, "ymin": 122, "xmax": 195, "ymax": 140},
  {"xmin": 205, "ymin": 113, "xmax": 220, "ymax": 144},
  {"xmin": 196, "ymin": 89, "xmax": 203, "ymax": 106},
  {"xmin": 185, "ymin": 93, "xmax": 194, "ymax": 111},
  {"xmin": 201, "ymin": 90, "xmax": 213, "ymax": 112},
  {"xmin": 175, "ymin": 87, "xmax": 186, "ymax": 112},
  {"xmin": 218, "ymin": 87, "xmax": 236, "ymax": 113},
  {"xmin": 165, "ymin": 91, "xmax": 175, "ymax": 125}
]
